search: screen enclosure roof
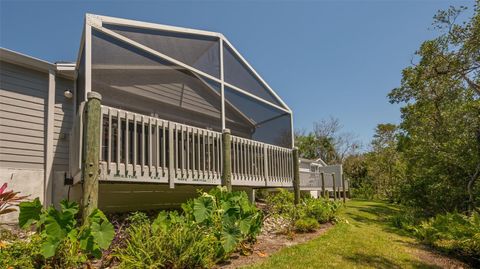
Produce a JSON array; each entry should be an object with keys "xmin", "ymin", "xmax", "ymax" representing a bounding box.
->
[{"xmin": 78, "ymin": 14, "xmax": 293, "ymax": 147}]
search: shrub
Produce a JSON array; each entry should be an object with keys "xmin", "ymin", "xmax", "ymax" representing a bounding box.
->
[
  {"xmin": 115, "ymin": 211, "xmax": 217, "ymax": 269},
  {"xmin": 414, "ymin": 212, "xmax": 480, "ymax": 263},
  {"xmin": 294, "ymin": 217, "xmax": 319, "ymax": 232},
  {"xmin": 0, "ymin": 233, "xmax": 42, "ymax": 269},
  {"xmin": 116, "ymin": 187, "xmax": 264, "ymax": 267},
  {"xmin": 15, "ymin": 198, "xmax": 114, "ymax": 268},
  {"xmin": 300, "ymin": 198, "xmax": 342, "ymax": 224},
  {"xmin": 266, "ymin": 189, "xmax": 342, "ymax": 233},
  {"xmin": 182, "ymin": 187, "xmax": 263, "ymax": 259}
]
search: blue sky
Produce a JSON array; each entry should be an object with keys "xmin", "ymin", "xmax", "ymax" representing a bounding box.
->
[{"xmin": 0, "ymin": 0, "xmax": 474, "ymax": 147}]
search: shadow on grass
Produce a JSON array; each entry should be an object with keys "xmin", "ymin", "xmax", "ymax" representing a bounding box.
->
[{"xmin": 344, "ymin": 253, "xmax": 442, "ymax": 269}]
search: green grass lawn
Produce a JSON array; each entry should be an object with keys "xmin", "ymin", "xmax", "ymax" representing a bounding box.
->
[{"xmin": 247, "ymin": 200, "xmax": 444, "ymax": 269}]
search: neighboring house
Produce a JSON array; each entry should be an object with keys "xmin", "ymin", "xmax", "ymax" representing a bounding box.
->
[
  {"xmin": 0, "ymin": 14, "xmax": 345, "ymax": 223},
  {"xmin": 299, "ymin": 158, "xmax": 347, "ymax": 198}
]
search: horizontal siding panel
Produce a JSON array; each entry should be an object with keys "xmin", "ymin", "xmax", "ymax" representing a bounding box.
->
[
  {"xmin": 0, "ymin": 118, "xmax": 43, "ymax": 131},
  {"xmin": 0, "ymin": 133, "xmax": 44, "ymax": 144},
  {"xmin": 0, "ymin": 61, "xmax": 47, "ymax": 170},
  {"xmin": 0, "ymin": 140, "xmax": 44, "ymax": 151},
  {"xmin": 0, "ymin": 111, "xmax": 44, "ymax": 124},
  {"xmin": 0, "ymin": 95, "xmax": 44, "ymax": 110},
  {"xmin": 0, "ymin": 153, "xmax": 44, "ymax": 164},
  {"xmin": 1, "ymin": 62, "xmax": 48, "ymax": 83},
  {"xmin": 0, "ymin": 103, "xmax": 44, "ymax": 118},
  {"xmin": 0, "ymin": 160, "xmax": 43, "ymax": 169},
  {"xmin": 0, "ymin": 147, "xmax": 43, "ymax": 157},
  {"xmin": 0, "ymin": 79, "xmax": 48, "ymax": 98},
  {"xmin": 0, "ymin": 126, "xmax": 44, "ymax": 138},
  {"xmin": 0, "ymin": 89, "xmax": 45, "ymax": 105},
  {"xmin": 0, "ymin": 68, "xmax": 48, "ymax": 88}
]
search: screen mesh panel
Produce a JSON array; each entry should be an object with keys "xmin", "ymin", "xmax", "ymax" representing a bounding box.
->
[
  {"xmin": 225, "ymin": 86, "xmax": 292, "ymax": 148},
  {"xmin": 103, "ymin": 24, "xmax": 220, "ymax": 78},
  {"xmin": 223, "ymin": 43, "xmax": 283, "ymax": 107},
  {"xmin": 91, "ymin": 29, "xmax": 222, "ymax": 131}
]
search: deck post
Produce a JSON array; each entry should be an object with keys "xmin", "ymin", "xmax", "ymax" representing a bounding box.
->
[
  {"xmin": 342, "ymin": 174, "xmax": 346, "ymax": 203},
  {"xmin": 292, "ymin": 147, "xmax": 300, "ymax": 205},
  {"xmin": 321, "ymin": 172, "xmax": 325, "ymax": 198},
  {"xmin": 82, "ymin": 91, "xmax": 102, "ymax": 223},
  {"xmin": 222, "ymin": 129, "xmax": 232, "ymax": 192},
  {"xmin": 332, "ymin": 173, "xmax": 337, "ymax": 201}
]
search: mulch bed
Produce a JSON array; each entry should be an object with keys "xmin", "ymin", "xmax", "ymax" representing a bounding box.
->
[{"xmin": 217, "ymin": 222, "xmax": 334, "ymax": 269}]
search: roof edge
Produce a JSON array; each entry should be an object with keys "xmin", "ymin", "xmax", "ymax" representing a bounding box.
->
[{"xmin": 0, "ymin": 47, "xmax": 55, "ymax": 72}]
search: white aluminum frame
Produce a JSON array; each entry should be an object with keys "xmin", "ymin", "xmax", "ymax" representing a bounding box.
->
[{"xmin": 78, "ymin": 13, "xmax": 295, "ymax": 147}]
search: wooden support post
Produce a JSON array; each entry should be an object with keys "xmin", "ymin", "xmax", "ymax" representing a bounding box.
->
[
  {"xmin": 321, "ymin": 172, "xmax": 325, "ymax": 198},
  {"xmin": 342, "ymin": 174, "xmax": 346, "ymax": 203},
  {"xmin": 222, "ymin": 129, "xmax": 232, "ymax": 192},
  {"xmin": 332, "ymin": 173, "xmax": 337, "ymax": 201},
  {"xmin": 292, "ymin": 147, "xmax": 300, "ymax": 205},
  {"xmin": 82, "ymin": 92, "xmax": 102, "ymax": 223}
]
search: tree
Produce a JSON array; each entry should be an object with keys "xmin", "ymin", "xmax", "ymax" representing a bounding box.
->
[
  {"xmin": 389, "ymin": 2, "xmax": 480, "ymax": 215},
  {"xmin": 366, "ymin": 124, "xmax": 405, "ymax": 202},
  {"xmin": 295, "ymin": 117, "xmax": 360, "ymax": 164}
]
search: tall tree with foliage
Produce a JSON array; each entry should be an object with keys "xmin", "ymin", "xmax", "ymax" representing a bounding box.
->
[
  {"xmin": 389, "ymin": 2, "xmax": 480, "ymax": 215},
  {"xmin": 366, "ymin": 124, "xmax": 405, "ymax": 202}
]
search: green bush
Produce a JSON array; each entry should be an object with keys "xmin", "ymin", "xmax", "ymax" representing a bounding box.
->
[
  {"xmin": 0, "ymin": 234, "xmax": 42, "ymax": 269},
  {"xmin": 184, "ymin": 187, "xmax": 263, "ymax": 259},
  {"xmin": 294, "ymin": 217, "xmax": 319, "ymax": 232},
  {"xmin": 116, "ymin": 187, "xmax": 264, "ymax": 267},
  {"xmin": 414, "ymin": 212, "xmax": 480, "ymax": 263},
  {"xmin": 115, "ymin": 211, "xmax": 217, "ymax": 269},
  {"xmin": 300, "ymin": 198, "xmax": 342, "ymax": 224},
  {"xmin": 266, "ymin": 189, "xmax": 342, "ymax": 233},
  {"xmin": 9, "ymin": 198, "xmax": 115, "ymax": 268}
]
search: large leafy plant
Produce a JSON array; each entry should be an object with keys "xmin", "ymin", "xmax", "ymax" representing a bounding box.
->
[
  {"xmin": 182, "ymin": 187, "xmax": 263, "ymax": 257},
  {"xmin": 18, "ymin": 198, "xmax": 114, "ymax": 259}
]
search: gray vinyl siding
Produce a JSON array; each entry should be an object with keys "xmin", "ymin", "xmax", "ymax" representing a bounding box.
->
[
  {"xmin": 53, "ymin": 77, "xmax": 74, "ymax": 171},
  {"xmin": 0, "ymin": 61, "xmax": 48, "ymax": 169}
]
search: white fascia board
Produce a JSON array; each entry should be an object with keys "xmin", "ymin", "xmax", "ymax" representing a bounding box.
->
[
  {"xmin": 0, "ymin": 47, "xmax": 54, "ymax": 73},
  {"xmin": 89, "ymin": 13, "xmax": 222, "ymax": 39},
  {"xmin": 56, "ymin": 63, "xmax": 76, "ymax": 80},
  {"xmin": 220, "ymin": 37, "xmax": 292, "ymax": 113}
]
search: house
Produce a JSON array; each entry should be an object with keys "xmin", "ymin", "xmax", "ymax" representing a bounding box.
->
[{"xmin": 0, "ymin": 14, "xmax": 345, "ymax": 223}]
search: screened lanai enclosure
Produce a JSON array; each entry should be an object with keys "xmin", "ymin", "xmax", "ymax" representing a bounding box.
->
[{"xmin": 71, "ymin": 14, "xmax": 294, "ymax": 188}]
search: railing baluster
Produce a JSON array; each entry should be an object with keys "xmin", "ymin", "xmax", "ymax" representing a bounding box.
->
[
  {"xmin": 156, "ymin": 118, "xmax": 160, "ymax": 178},
  {"xmin": 117, "ymin": 109, "xmax": 121, "ymax": 174},
  {"xmin": 181, "ymin": 125, "xmax": 185, "ymax": 178},
  {"xmin": 141, "ymin": 116, "xmax": 145, "ymax": 176},
  {"xmin": 133, "ymin": 114, "xmax": 137, "ymax": 176},
  {"xmin": 149, "ymin": 117, "xmax": 153, "ymax": 176},
  {"xmin": 125, "ymin": 111, "xmax": 129, "ymax": 176},
  {"xmin": 168, "ymin": 121, "xmax": 174, "ymax": 188},
  {"xmin": 162, "ymin": 121, "xmax": 166, "ymax": 177},
  {"xmin": 107, "ymin": 108, "xmax": 112, "ymax": 173}
]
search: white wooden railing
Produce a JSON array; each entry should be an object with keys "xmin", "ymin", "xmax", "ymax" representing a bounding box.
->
[
  {"xmin": 231, "ymin": 136, "xmax": 293, "ymax": 187},
  {"xmin": 99, "ymin": 106, "xmax": 222, "ymax": 185},
  {"xmin": 69, "ymin": 105, "xmax": 294, "ymax": 187}
]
